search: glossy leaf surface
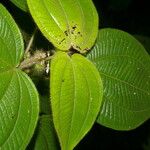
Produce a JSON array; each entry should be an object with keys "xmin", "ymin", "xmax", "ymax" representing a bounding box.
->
[
  {"xmin": 0, "ymin": 70, "xmax": 39, "ymax": 149},
  {"xmin": 87, "ymin": 28, "xmax": 150, "ymax": 130},
  {"xmin": 27, "ymin": 0, "xmax": 98, "ymax": 52},
  {"xmin": 50, "ymin": 52, "xmax": 103, "ymax": 150},
  {"xmin": 0, "ymin": 4, "xmax": 23, "ymax": 70},
  {"xmin": 0, "ymin": 4, "xmax": 39, "ymax": 149}
]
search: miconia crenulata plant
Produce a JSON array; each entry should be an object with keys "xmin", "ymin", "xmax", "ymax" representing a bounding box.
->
[{"xmin": 0, "ymin": 0, "xmax": 150, "ymax": 150}]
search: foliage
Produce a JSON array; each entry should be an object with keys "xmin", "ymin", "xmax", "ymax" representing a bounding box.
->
[
  {"xmin": 0, "ymin": 0, "xmax": 150, "ymax": 149},
  {"xmin": 87, "ymin": 29, "xmax": 150, "ymax": 130},
  {"xmin": 27, "ymin": 0, "xmax": 98, "ymax": 53},
  {"xmin": 0, "ymin": 4, "xmax": 39, "ymax": 149},
  {"xmin": 50, "ymin": 51, "xmax": 103, "ymax": 150}
]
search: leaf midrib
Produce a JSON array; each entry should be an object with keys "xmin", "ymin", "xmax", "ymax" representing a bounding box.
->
[
  {"xmin": 41, "ymin": 0, "xmax": 71, "ymax": 45},
  {"xmin": 92, "ymin": 54, "xmax": 150, "ymax": 74},
  {"xmin": 0, "ymin": 71, "xmax": 21, "ymax": 147},
  {"xmin": 65, "ymin": 58, "xmax": 76, "ymax": 150},
  {"xmin": 19, "ymin": 71, "xmax": 36, "ymax": 150},
  {"xmin": 100, "ymin": 71, "xmax": 150, "ymax": 94},
  {"xmin": 77, "ymin": 0, "xmax": 95, "ymax": 48},
  {"xmin": 72, "ymin": 60, "xmax": 91, "ymax": 142},
  {"xmin": 0, "ymin": 70, "xmax": 14, "ymax": 101},
  {"xmin": 72, "ymin": 0, "xmax": 85, "ymax": 46},
  {"xmin": 57, "ymin": 0, "xmax": 71, "ymax": 37},
  {"xmin": 42, "ymin": 0, "xmax": 64, "ymax": 34}
]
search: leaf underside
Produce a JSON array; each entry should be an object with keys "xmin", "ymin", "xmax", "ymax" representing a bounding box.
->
[
  {"xmin": 87, "ymin": 28, "xmax": 150, "ymax": 130},
  {"xmin": 0, "ymin": 4, "xmax": 39, "ymax": 149},
  {"xmin": 50, "ymin": 52, "xmax": 103, "ymax": 150},
  {"xmin": 27, "ymin": 0, "xmax": 98, "ymax": 52}
]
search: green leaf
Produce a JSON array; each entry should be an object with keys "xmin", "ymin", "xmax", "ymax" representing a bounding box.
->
[
  {"xmin": 0, "ymin": 4, "xmax": 39, "ymax": 149},
  {"xmin": 0, "ymin": 4, "xmax": 24, "ymax": 71},
  {"xmin": 11, "ymin": 0, "xmax": 28, "ymax": 12},
  {"xmin": 87, "ymin": 28, "xmax": 150, "ymax": 130},
  {"xmin": 0, "ymin": 70, "xmax": 39, "ymax": 149},
  {"xmin": 34, "ymin": 115, "xmax": 59, "ymax": 150},
  {"xmin": 27, "ymin": 0, "xmax": 98, "ymax": 53},
  {"xmin": 50, "ymin": 52, "xmax": 103, "ymax": 150}
]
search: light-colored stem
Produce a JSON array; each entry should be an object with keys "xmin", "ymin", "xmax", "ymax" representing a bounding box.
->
[
  {"xmin": 25, "ymin": 28, "xmax": 37, "ymax": 55},
  {"xmin": 19, "ymin": 51, "xmax": 53, "ymax": 70}
]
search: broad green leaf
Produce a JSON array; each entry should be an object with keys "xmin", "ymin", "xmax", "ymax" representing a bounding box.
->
[
  {"xmin": 0, "ymin": 4, "xmax": 24, "ymax": 71},
  {"xmin": 0, "ymin": 70, "xmax": 39, "ymax": 149},
  {"xmin": 27, "ymin": 0, "xmax": 98, "ymax": 53},
  {"xmin": 34, "ymin": 115, "xmax": 59, "ymax": 150},
  {"xmin": 87, "ymin": 28, "xmax": 150, "ymax": 130},
  {"xmin": 50, "ymin": 52, "xmax": 103, "ymax": 150},
  {"xmin": 11, "ymin": 0, "xmax": 28, "ymax": 12},
  {"xmin": 0, "ymin": 4, "xmax": 39, "ymax": 149}
]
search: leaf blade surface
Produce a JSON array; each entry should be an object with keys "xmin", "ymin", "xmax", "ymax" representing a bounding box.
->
[
  {"xmin": 27, "ymin": 0, "xmax": 98, "ymax": 52},
  {"xmin": 87, "ymin": 28, "xmax": 150, "ymax": 130},
  {"xmin": 50, "ymin": 52, "xmax": 103, "ymax": 150}
]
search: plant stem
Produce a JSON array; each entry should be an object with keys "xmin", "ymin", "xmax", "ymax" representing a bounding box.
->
[
  {"xmin": 19, "ymin": 51, "xmax": 53, "ymax": 70},
  {"xmin": 25, "ymin": 28, "xmax": 37, "ymax": 55}
]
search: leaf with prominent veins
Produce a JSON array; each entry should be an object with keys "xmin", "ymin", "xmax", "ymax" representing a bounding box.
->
[
  {"xmin": 87, "ymin": 28, "xmax": 150, "ymax": 130},
  {"xmin": 0, "ymin": 4, "xmax": 39, "ymax": 149},
  {"xmin": 27, "ymin": 0, "xmax": 98, "ymax": 53},
  {"xmin": 50, "ymin": 52, "xmax": 103, "ymax": 150}
]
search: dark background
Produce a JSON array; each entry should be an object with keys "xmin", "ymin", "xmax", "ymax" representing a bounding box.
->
[
  {"xmin": 1, "ymin": 0, "xmax": 150, "ymax": 150},
  {"xmin": 94, "ymin": 0, "xmax": 150, "ymax": 36}
]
